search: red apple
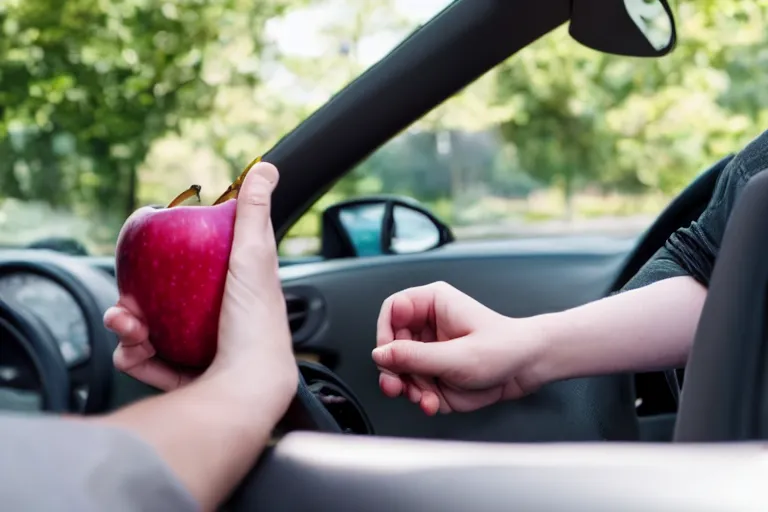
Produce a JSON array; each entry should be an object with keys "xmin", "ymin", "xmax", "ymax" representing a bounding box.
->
[{"xmin": 115, "ymin": 199, "xmax": 237, "ymax": 369}]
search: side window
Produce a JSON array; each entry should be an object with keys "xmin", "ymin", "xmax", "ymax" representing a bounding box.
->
[
  {"xmin": 279, "ymin": 18, "xmax": 759, "ymax": 259},
  {"xmin": 278, "ymin": 127, "xmax": 531, "ymax": 258}
]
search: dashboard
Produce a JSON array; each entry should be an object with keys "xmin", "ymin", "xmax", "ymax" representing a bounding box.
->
[{"xmin": 0, "ymin": 248, "xmax": 375, "ymax": 434}]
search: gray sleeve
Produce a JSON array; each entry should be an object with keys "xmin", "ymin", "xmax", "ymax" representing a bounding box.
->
[{"xmin": 0, "ymin": 412, "xmax": 199, "ymax": 512}]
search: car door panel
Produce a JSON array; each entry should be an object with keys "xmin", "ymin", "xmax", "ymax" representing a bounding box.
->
[{"xmin": 281, "ymin": 237, "xmax": 637, "ymax": 442}]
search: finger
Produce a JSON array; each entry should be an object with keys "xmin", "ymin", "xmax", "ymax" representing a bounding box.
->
[
  {"xmin": 104, "ymin": 306, "xmax": 148, "ymax": 347},
  {"xmin": 375, "ymin": 295, "xmax": 397, "ymax": 348},
  {"xmin": 228, "ymin": 161, "xmax": 280, "ymax": 289},
  {"xmin": 391, "ymin": 290, "xmax": 432, "ymax": 334},
  {"xmin": 377, "ymin": 281, "xmax": 467, "ymax": 347},
  {"xmin": 419, "ymin": 324, "xmax": 436, "ymax": 343},
  {"xmin": 116, "ymin": 296, "xmax": 146, "ymax": 322},
  {"xmin": 114, "ymin": 344, "xmax": 194, "ymax": 391},
  {"xmin": 405, "ymin": 380, "xmax": 422, "ymax": 404},
  {"xmin": 419, "ymin": 390, "xmax": 442, "ymax": 416},
  {"xmin": 379, "ymin": 372, "xmax": 404, "ymax": 397},
  {"xmin": 113, "ymin": 340, "xmax": 156, "ymax": 370},
  {"xmin": 396, "ymin": 327, "xmax": 416, "ymax": 341},
  {"xmin": 372, "ymin": 338, "xmax": 465, "ymax": 376},
  {"xmin": 376, "ymin": 288, "xmax": 430, "ymax": 348},
  {"xmin": 124, "ymin": 359, "xmax": 194, "ymax": 392},
  {"xmin": 409, "ymin": 373, "xmax": 450, "ymax": 411}
]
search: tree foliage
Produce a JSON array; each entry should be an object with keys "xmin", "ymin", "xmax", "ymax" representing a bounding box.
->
[
  {"xmin": 3, "ymin": 0, "xmax": 768, "ymax": 250},
  {"xmin": 493, "ymin": 1, "xmax": 768, "ymax": 202},
  {"xmin": 0, "ymin": 0, "xmax": 290, "ymax": 219}
]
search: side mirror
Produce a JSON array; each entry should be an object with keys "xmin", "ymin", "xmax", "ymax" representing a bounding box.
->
[
  {"xmin": 320, "ymin": 196, "xmax": 454, "ymax": 260},
  {"xmin": 569, "ymin": 0, "xmax": 676, "ymax": 57}
]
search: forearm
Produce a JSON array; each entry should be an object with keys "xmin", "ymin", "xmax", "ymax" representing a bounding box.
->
[
  {"xmin": 96, "ymin": 373, "xmax": 288, "ymax": 511},
  {"xmin": 531, "ymin": 276, "xmax": 707, "ymax": 383}
]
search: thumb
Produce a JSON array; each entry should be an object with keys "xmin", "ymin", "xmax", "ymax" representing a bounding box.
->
[
  {"xmin": 372, "ymin": 339, "xmax": 464, "ymax": 376},
  {"xmin": 228, "ymin": 161, "xmax": 280, "ymax": 285},
  {"xmin": 234, "ymin": 161, "xmax": 279, "ymax": 231}
]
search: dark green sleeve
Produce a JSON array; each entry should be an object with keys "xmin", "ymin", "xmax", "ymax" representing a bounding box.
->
[{"xmin": 623, "ymin": 129, "xmax": 768, "ymax": 291}]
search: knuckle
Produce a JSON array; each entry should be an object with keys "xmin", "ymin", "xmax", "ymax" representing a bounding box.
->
[
  {"xmin": 382, "ymin": 293, "xmax": 398, "ymax": 308},
  {"xmin": 375, "ymin": 333, "xmax": 390, "ymax": 347},
  {"xmin": 230, "ymin": 240, "xmax": 277, "ymax": 270},
  {"xmin": 389, "ymin": 342, "xmax": 410, "ymax": 367},
  {"xmin": 430, "ymin": 281, "xmax": 451, "ymax": 292},
  {"xmin": 242, "ymin": 185, "xmax": 271, "ymax": 207},
  {"xmin": 377, "ymin": 295, "xmax": 395, "ymax": 319},
  {"xmin": 112, "ymin": 347, "xmax": 128, "ymax": 371}
]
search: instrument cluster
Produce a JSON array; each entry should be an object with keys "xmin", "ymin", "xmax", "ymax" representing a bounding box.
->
[
  {"xmin": 0, "ymin": 252, "xmax": 118, "ymax": 414},
  {"xmin": 0, "ymin": 272, "xmax": 90, "ymax": 367}
]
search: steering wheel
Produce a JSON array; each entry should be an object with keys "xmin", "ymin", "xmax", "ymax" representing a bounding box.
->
[
  {"xmin": 223, "ymin": 360, "xmax": 373, "ymax": 508},
  {"xmin": 0, "ymin": 299, "xmax": 70, "ymax": 412},
  {"xmin": 275, "ymin": 360, "xmax": 374, "ymax": 436}
]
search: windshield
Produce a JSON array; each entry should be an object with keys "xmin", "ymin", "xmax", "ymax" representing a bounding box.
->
[
  {"xmin": 0, "ymin": 1, "xmax": 765, "ymax": 257},
  {"xmin": 0, "ymin": 0, "xmax": 453, "ymax": 255}
]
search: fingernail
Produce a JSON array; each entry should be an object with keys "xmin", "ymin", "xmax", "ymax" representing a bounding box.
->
[
  {"xmin": 371, "ymin": 347, "xmax": 385, "ymax": 364},
  {"xmin": 249, "ymin": 161, "xmax": 279, "ymax": 184}
]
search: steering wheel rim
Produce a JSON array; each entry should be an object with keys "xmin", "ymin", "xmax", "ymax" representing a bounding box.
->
[
  {"xmin": 227, "ymin": 360, "xmax": 372, "ymax": 510},
  {"xmin": 274, "ymin": 360, "xmax": 376, "ymax": 436},
  {"xmin": 0, "ymin": 299, "xmax": 70, "ymax": 412},
  {"xmin": 0, "ymin": 260, "xmax": 117, "ymax": 414}
]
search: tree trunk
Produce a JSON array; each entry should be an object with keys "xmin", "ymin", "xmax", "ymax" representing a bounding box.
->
[
  {"xmin": 125, "ymin": 164, "xmax": 138, "ymax": 218},
  {"xmin": 0, "ymin": 141, "xmax": 24, "ymax": 199},
  {"xmin": 441, "ymin": 130, "xmax": 463, "ymax": 222},
  {"xmin": 563, "ymin": 170, "xmax": 575, "ymax": 222}
]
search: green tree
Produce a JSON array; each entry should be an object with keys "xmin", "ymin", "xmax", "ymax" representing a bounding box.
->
[
  {"xmin": 0, "ymin": 0, "xmax": 290, "ymax": 221},
  {"xmin": 495, "ymin": 27, "xmax": 621, "ymax": 219},
  {"xmin": 494, "ymin": 0, "xmax": 768, "ymax": 213}
]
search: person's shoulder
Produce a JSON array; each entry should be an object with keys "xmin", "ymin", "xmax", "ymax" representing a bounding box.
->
[{"xmin": 728, "ymin": 128, "xmax": 768, "ymax": 182}]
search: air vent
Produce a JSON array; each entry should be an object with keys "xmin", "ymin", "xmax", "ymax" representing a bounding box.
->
[{"xmin": 286, "ymin": 294, "xmax": 309, "ymax": 334}]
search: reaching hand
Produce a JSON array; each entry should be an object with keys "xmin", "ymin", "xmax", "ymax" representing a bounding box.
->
[
  {"xmin": 104, "ymin": 162, "xmax": 296, "ymax": 403},
  {"xmin": 373, "ymin": 281, "xmax": 547, "ymax": 416}
]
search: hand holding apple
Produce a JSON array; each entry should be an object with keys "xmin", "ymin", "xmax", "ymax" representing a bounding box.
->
[{"xmin": 105, "ymin": 160, "xmax": 294, "ymax": 393}]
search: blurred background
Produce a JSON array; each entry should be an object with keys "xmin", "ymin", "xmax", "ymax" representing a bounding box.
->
[{"xmin": 0, "ymin": 0, "xmax": 765, "ymax": 257}]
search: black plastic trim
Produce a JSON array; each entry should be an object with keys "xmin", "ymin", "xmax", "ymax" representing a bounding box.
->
[
  {"xmin": 675, "ymin": 168, "xmax": 768, "ymax": 441},
  {"xmin": 569, "ymin": 0, "xmax": 677, "ymax": 57},
  {"xmin": 283, "ymin": 285, "xmax": 327, "ymax": 347}
]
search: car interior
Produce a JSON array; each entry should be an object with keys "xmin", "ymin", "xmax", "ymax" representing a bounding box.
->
[{"xmin": 1, "ymin": 0, "xmax": 766, "ymax": 510}]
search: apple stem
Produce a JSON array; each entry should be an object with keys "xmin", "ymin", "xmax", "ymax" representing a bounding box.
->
[
  {"xmin": 212, "ymin": 155, "xmax": 262, "ymax": 205},
  {"xmin": 167, "ymin": 184, "xmax": 202, "ymax": 208}
]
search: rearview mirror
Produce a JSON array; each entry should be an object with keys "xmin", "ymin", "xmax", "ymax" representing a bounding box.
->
[
  {"xmin": 570, "ymin": 0, "xmax": 676, "ymax": 57},
  {"xmin": 320, "ymin": 196, "xmax": 454, "ymax": 260}
]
